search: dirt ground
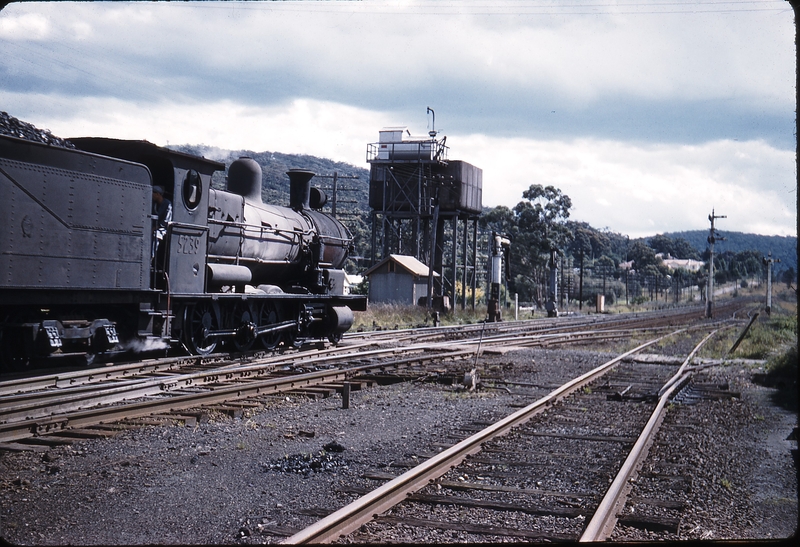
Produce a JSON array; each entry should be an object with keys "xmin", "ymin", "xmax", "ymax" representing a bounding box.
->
[{"xmin": 0, "ymin": 347, "xmax": 796, "ymax": 545}]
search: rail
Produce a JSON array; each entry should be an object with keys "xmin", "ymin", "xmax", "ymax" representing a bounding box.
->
[
  {"xmin": 282, "ymin": 330, "xmax": 681, "ymax": 544},
  {"xmin": 579, "ymin": 327, "xmax": 727, "ymax": 541}
]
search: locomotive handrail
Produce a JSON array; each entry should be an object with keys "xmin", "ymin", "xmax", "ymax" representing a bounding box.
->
[
  {"xmin": 208, "ymin": 218, "xmax": 307, "ymax": 243},
  {"xmin": 315, "ymin": 234, "xmax": 352, "ymax": 245},
  {"xmin": 166, "ymin": 221, "xmax": 210, "ymax": 232},
  {"xmin": 206, "ymin": 254, "xmax": 302, "ymax": 266}
]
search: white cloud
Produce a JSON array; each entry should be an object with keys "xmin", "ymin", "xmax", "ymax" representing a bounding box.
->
[
  {"xmin": 4, "ymin": 2, "xmax": 790, "ymax": 112},
  {"xmin": 455, "ymin": 134, "xmax": 796, "ymax": 238},
  {"xmin": 0, "ymin": 2, "xmax": 793, "ymax": 239},
  {"xmin": 0, "ymin": 11, "xmax": 49, "ymax": 40},
  {"xmin": 3, "ymin": 91, "xmax": 794, "ymax": 238},
  {"xmin": 7, "ymin": 93, "xmax": 384, "ymax": 165}
]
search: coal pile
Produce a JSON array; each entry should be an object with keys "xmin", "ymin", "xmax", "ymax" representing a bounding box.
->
[
  {"xmin": 0, "ymin": 111, "xmax": 74, "ymax": 148},
  {"xmin": 263, "ymin": 442, "xmax": 347, "ymax": 476}
]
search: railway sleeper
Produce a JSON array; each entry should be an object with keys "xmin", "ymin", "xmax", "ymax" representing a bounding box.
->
[
  {"xmin": 616, "ymin": 514, "xmax": 682, "ymax": 534},
  {"xmin": 373, "ymin": 515, "xmax": 575, "ymax": 542},
  {"xmin": 0, "ymin": 442, "xmax": 50, "ymax": 453}
]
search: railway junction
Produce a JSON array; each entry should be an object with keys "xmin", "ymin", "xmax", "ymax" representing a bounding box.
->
[{"xmin": 0, "ymin": 299, "xmax": 796, "ymax": 544}]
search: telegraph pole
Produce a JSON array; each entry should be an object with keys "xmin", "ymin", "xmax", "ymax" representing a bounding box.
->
[
  {"xmin": 316, "ymin": 172, "xmax": 360, "ymax": 218},
  {"xmin": 705, "ymin": 209, "xmax": 726, "ymax": 318},
  {"xmin": 545, "ymin": 248, "xmax": 559, "ymax": 317},
  {"xmin": 763, "ymin": 252, "xmax": 781, "ymax": 315}
]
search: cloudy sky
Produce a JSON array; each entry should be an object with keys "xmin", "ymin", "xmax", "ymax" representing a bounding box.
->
[{"xmin": 0, "ymin": 0, "xmax": 795, "ymax": 238}]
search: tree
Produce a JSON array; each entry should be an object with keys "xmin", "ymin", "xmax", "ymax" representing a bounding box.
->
[
  {"xmin": 781, "ymin": 267, "xmax": 796, "ymax": 288},
  {"xmin": 628, "ymin": 241, "xmax": 662, "ymax": 271},
  {"xmin": 490, "ymin": 185, "xmax": 573, "ymax": 305},
  {"xmin": 672, "ymin": 237, "xmax": 700, "ymax": 260},
  {"xmin": 648, "ymin": 234, "xmax": 675, "ymax": 257},
  {"xmin": 566, "ymin": 221, "xmax": 612, "ymax": 260},
  {"xmin": 479, "ymin": 205, "xmax": 516, "ymax": 235},
  {"xmin": 514, "ymin": 184, "xmax": 573, "ymax": 254}
]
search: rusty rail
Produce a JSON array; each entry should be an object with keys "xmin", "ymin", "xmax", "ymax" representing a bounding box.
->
[
  {"xmin": 579, "ymin": 328, "xmax": 725, "ymax": 541},
  {"xmin": 282, "ymin": 330, "xmax": 683, "ymax": 544}
]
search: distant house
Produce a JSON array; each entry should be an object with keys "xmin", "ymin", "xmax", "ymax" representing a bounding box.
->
[
  {"xmin": 662, "ymin": 258, "xmax": 705, "ymax": 272},
  {"xmin": 619, "ymin": 255, "xmax": 705, "ymax": 273},
  {"xmin": 363, "ymin": 254, "xmax": 439, "ymax": 305},
  {"xmin": 656, "ymin": 253, "xmax": 705, "ymax": 272}
]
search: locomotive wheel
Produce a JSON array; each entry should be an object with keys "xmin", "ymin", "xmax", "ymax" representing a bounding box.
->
[
  {"xmin": 284, "ymin": 307, "xmax": 304, "ymax": 348},
  {"xmin": 231, "ymin": 303, "xmax": 256, "ymax": 352},
  {"xmin": 182, "ymin": 302, "xmax": 218, "ymax": 356},
  {"xmin": 256, "ymin": 302, "xmax": 282, "ymax": 350}
]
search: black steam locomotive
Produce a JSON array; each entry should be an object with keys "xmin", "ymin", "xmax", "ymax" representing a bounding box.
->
[{"xmin": 0, "ymin": 134, "xmax": 367, "ymax": 371}]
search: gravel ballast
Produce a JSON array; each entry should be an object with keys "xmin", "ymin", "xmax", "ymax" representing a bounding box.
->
[{"xmin": 0, "ymin": 347, "xmax": 796, "ymax": 544}]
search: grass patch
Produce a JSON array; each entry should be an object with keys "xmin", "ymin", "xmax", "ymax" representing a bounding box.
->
[
  {"xmin": 735, "ymin": 313, "xmax": 796, "ymax": 360},
  {"xmin": 352, "ymin": 303, "xmax": 492, "ymax": 332},
  {"xmin": 700, "ymin": 310, "xmax": 797, "ymax": 360},
  {"xmin": 754, "ymin": 343, "xmax": 798, "ymax": 412}
]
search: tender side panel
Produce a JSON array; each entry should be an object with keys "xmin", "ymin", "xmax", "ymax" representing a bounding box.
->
[{"xmin": 0, "ymin": 137, "xmax": 152, "ymax": 291}]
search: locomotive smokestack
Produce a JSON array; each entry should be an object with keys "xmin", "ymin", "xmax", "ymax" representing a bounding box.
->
[
  {"xmin": 228, "ymin": 157, "xmax": 263, "ymax": 203},
  {"xmin": 287, "ymin": 169, "xmax": 315, "ymax": 211}
]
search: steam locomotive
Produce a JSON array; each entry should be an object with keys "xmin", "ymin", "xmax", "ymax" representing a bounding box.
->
[{"xmin": 0, "ymin": 134, "xmax": 367, "ymax": 371}]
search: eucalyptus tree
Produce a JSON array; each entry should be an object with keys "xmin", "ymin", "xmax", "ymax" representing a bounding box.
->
[{"xmin": 511, "ymin": 185, "xmax": 573, "ymax": 304}]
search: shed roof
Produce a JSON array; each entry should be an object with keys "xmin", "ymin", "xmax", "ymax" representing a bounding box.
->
[{"xmin": 363, "ymin": 254, "xmax": 439, "ymax": 278}]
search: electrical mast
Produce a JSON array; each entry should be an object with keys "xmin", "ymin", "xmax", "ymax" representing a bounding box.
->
[{"xmin": 763, "ymin": 252, "xmax": 781, "ymax": 315}]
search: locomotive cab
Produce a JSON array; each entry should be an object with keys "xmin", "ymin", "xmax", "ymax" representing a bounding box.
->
[{"xmin": 71, "ymin": 138, "xmax": 225, "ymax": 296}]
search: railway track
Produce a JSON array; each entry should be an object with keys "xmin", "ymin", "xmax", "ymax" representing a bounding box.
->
[
  {"xmin": 1, "ymin": 295, "xmax": 787, "ymax": 546},
  {"xmin": 0, "ymin": 301, "xmax": 752, "ymax": 451},
  {"xmin": 346, "ymin": 301, "xmax": 741, "ymax": 345},
  {"xmin": 282, "ymin": 328, "xmax": 733, "ymax": 543}
]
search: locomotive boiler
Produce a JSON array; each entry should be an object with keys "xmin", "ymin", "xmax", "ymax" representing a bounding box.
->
[{"xmin": 0, "ymin": 134, "xmax": 367, "ymax": 371}]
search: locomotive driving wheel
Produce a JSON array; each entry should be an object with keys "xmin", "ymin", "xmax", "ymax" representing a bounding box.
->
[
  {"xmin": 257, "ymin": 302, "xmax": 282, "ymax": 350},
  {"xmin": 182, "ymin": 302, "xmax": 218, "ymax": 356},
  {"xmin": 231, "ymin": 302, "xmax": 256, "ymax": 352}
]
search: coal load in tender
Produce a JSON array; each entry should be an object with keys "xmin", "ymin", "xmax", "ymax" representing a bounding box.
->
[
  {"xmin": 0, "ymin": 111, "xmax": 75, "ymax": 148},
  {"xmin": 264, "ymin": 442, "xmax": 347, "ymax": 476}
]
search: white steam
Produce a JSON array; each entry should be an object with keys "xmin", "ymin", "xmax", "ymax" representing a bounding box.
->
[{"xmin": 121, "ymin": 337, "xmax": 171, "ymax": 353}]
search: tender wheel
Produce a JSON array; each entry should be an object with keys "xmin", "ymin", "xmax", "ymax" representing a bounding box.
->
[
  {"xmin": 182, "ymin": 302, "xmax": 218, "ymax": 356},
  {"xmin": 258, "ymin": 302, "xmax": 282, "ymax": 350}
]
